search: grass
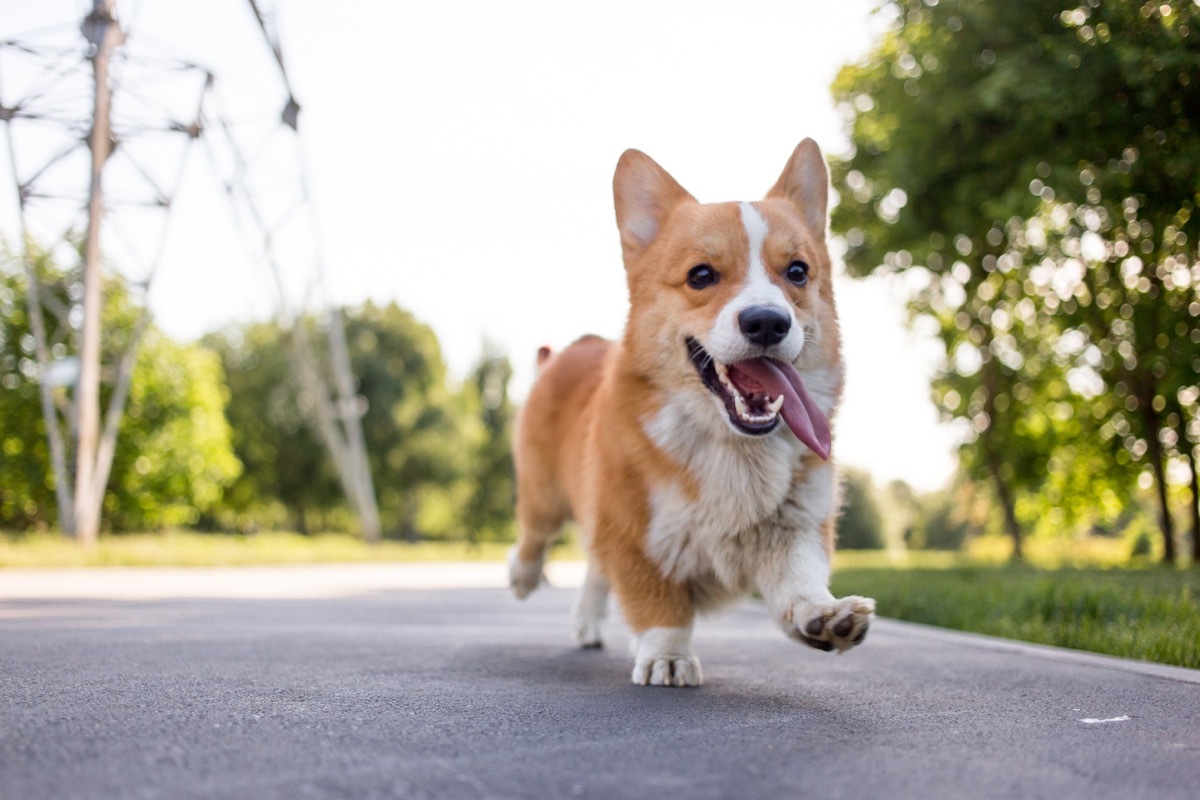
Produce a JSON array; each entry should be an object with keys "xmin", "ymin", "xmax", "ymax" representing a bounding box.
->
[
  {"xmin": 0, "ymin": 530, "xmax": 581, "ymax": 569},
  {"xmin": 831, "ymin": 548, "xmax": 1200, "ymax": 670}
]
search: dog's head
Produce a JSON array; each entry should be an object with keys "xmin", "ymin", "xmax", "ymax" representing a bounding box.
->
[{"xmin": 613, "ymin": 140, "xmax": 840, "ymax": 459}]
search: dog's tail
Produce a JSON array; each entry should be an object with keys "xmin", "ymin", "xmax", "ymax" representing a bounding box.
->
[{"xmin": 535, "ymin": 345, "xmax": 554, "ymax": 373}]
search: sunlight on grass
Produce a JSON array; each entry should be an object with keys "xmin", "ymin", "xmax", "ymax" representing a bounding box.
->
[
  {"xmin": 832, "ymin": 547, "xmax": 1200, "ymax": 670},
  {"xmin": 0, "ymin": 530, "xmax": 584, "ymax": 569},
  {"xmin": 833, "ymin": 536, "xmax": 1139, "ymax": 571}
]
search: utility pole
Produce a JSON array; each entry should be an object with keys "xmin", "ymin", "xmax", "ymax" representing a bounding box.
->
[
  {"xmin": 327, "ymin": 308, "xmax": 381, "ymax": 542},
  {"xmin": 74, "ymin": 0, "xmax": 124, "ymax": 544}
]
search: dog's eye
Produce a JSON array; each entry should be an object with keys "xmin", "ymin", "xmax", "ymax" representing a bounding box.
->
[
  {"xmin": 686, "ymin": 264, "xmax": 718, "ymax": 289},
  {"xmin": 786, "ymin": 260, "xmax": 810, "ymax": 287}
]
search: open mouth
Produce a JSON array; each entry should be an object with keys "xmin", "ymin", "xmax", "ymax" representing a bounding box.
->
[
  {"xmin": 687, "ymin": 339, "xmax": 782, "ymax": 435},
  {"xmin": 685, "ymin": 337, "xmax": 832, "ymax": 459}
]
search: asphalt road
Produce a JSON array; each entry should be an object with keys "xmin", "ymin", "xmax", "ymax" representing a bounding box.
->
[{"xmin": 2, "ymin": 564, "xmax": 1198, "ymax": 800}]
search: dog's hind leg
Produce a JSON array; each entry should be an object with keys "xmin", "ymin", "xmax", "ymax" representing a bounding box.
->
[
  {"xmin": 508, "ymin": 496, "xmax": 563, "ymax": 599},
  {"xmin": 571, "ymin": 561, "xmax": 609, "ymax": 648}
]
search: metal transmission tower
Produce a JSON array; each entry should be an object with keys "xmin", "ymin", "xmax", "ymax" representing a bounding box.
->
[
  {"xmin": 0, "ymin": 1, "xmax": 381, "ymax": 541},
  {"xmin": 236, "ymin": 0, "xmax": 381, "ymax": 543}
]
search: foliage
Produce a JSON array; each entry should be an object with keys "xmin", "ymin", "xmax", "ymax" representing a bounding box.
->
[
  {"xmin": 346, "ymin": 302, "xmax": 470, "ymax": 538},
  {"xmin": 104, "ymin": 330, "xmax": 242, "ymax": 529},
  {"xmin": 206, "ymin": 323, "xmax": 341, "ymax": 532},
  {"xmin": 837, "ymin": 468, "xmax": 886, "ymax": 549},
  {"xmin": 209, "ymin": 302, "xmax": 475, "ymax": 539},
  {"xmin": 0, "ymin": 253, "xmax": 56, "ymax": 528},
  {"xmin": 833, "ymin": 0, "xmax": 1200, "ymax": 561},
  {"xmin": 905, "ymin": 483, "xmax": 980, "ymax": 551},
  {"xmin": 0, "ymin": 251, "xmax": 240, "ymax": 531},
  {"xmin": 461, "ymin": 346, "xmax": 517, "ymax": 543}
]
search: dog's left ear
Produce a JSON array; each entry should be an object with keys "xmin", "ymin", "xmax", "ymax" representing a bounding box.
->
[
  {"xmin": 766, "ymin": 138, "xmax": 829, "ymax": 236},
  {"xmin": 613, "ymin": 149, "xmax": 695, "ymax": 268}
]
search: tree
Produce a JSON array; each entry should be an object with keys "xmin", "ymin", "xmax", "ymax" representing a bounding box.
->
[
  {"xmin": 347, "ymin": 302, "xmax": 468, "ymax": 540},
  {"xmin": 210, "ymin": 302, "xmax": 469, "ymax": 539},
  {"xmin": 461, "ymin": 345, "xmax": 517, "ymax": 544},
  {"xmin": 833, "ymin": 0, "xmax": 1200, "ymax": 563},
  {"xmin": 1, "ymin": 254, "xmax": 240, "ymax": 531},
  {"xmin": 206, "ymin": 322, "xmax": 341, "ymax": 533},
  {"xmin": 907, "ymin": 482, "xmax": 985, "ymax": 551},
  {"xmin": 102, "ymin": 330, "xmax": 242, "ymax": 529},
  {"xmin": 837, "ymin": 468, "xmax": 886, "ymax": 550}
]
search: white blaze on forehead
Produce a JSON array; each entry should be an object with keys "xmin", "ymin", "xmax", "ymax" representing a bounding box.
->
[
  {"xmin": 736, "ymin": 202, "xmax": 789, "ymax": 307},
  {"xmin": 704, "ymin": 202, "xmax": 801, "ymax": 363},
  {"xmin": 739, "ymin": 202, "xmax": 769, "ymax": 276}
]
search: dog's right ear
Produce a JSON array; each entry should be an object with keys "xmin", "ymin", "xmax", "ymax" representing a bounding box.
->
[{"xmin": 613, "ymin": 149, "xmax": 694, "ymax": 268}]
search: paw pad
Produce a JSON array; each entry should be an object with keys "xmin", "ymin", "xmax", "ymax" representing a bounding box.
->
[{"xmin": 789, "ymin": 596, "xmax": 875, "ymax": 653}]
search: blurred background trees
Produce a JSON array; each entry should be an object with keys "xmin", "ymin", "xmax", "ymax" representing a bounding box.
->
[
  {"xmin": 3, "ymin": 1, "xmax": 1199, "ymax": 563},
  {"xmin": 837, "ymin": 468, "xmax": 887, "ymax": 549},
  {"xmin": 2, "ymin": 252, "xmax": 240, "ymax": 531},
  {"xmin": 833, "ymin": 0, "xmax": 1200, "ymax": 564},
  {"xmin": 461, "ymin": 346, "xmax": 518, "ymax": 545},
  {"xmin": 3, "ymin": 250, "xmax": 518, "ymax": 542}
]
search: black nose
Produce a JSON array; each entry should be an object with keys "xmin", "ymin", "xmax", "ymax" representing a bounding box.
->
[{"xmin": 738, "ymin": 305, "xmax": 791, "ymax": 348}]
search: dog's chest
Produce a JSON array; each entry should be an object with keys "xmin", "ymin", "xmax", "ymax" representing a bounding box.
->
[{"xmin": 642, "ymin": 409, "xmax": 801, "ymax": 587}]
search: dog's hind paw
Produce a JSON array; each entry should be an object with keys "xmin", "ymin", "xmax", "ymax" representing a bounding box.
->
[
  {"xmin": 507, "ymin": 547, "xmax": 544, "ymax": 600},
  {"xmin": 786, "ymin": 595, "xmax": 875, "ymax": 653},
  {"xmin": 572, "ymin": 613, "xmax": 604, "ymax": 649}
]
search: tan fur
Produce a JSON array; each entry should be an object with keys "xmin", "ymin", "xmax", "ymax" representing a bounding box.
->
[{"xmin": 512, "ymin": 140, "xmax": 874, "ymax": 684}]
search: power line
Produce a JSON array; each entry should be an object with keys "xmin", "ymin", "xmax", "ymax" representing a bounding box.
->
[{"xmin": 1, "ymin": 2, "xmax": 381, "ymax": 540}]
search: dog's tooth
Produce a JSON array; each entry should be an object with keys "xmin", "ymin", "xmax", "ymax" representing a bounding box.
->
[
  {"xmin": 734, "ymin": 394, "xmax": 749, "ymax": 420},
  {"xmin": 715, "ymin": 361, "xmax": 734, "ymax": 392},
  {"xmin": 767, "ymin": 394, "xmax": 785, "ymax": 415}
]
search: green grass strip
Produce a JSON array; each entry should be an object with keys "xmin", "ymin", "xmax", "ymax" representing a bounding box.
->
[
  {"xmin": 831, "ymin": 563, "xmax": 1199, "ymax": 669},
  {"xmin": 0, "ymin": 531, "xmax": 572, "ymax": 568}
]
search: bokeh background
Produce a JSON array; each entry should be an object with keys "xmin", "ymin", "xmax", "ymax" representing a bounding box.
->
[{"xmin": 2, "ymin": 0, "xmax": 1198, "ymax": 575}]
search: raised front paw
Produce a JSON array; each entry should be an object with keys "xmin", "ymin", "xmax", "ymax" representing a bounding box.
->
[
  {"xmin": 785, "ymin": 595, "xmax": 875, "ymax": 653},
  {"xmin": 507, "ymin": 546, "xmax": 544, "ymax": 600}
]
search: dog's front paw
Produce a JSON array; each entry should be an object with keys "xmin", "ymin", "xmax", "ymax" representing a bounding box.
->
[
  {"xmin": 630, "ymin": 627, "xmax": 703, "ymax": 687},
  {"xmin": 507, "ymin": 546, "xmax": 544, "ymax": 600},
  {"xmin": 785, "ymin": 596, "xmax": 875, "ymax": 653},
  {"xmin": 632, "ymin": 653, "xmax": 703, "ymax": 687}
]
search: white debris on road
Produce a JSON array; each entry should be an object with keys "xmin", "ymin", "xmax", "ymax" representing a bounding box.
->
[{"xmin": 1079, "ymin": 715, "xmax": 1131, "ymax": 724}]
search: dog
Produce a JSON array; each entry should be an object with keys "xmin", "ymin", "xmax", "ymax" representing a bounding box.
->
[{"xmin": 509, "ymin": 139, "xmax": 875, "ymax": 687}]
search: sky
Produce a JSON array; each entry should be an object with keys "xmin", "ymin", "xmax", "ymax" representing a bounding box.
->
[{"xmin": 1, "ymin": 0, "xmax": 961, "ymax": 491}]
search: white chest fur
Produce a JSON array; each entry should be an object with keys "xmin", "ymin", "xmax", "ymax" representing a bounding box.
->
[{"xmin": 641, "ymin": 393, "xmax": 835, "ymax": 596}]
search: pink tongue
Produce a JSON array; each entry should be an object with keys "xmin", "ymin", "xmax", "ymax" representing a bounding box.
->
[{"xmin": 729, "ymin": 358, "xmax": 831, "ymax": 460}]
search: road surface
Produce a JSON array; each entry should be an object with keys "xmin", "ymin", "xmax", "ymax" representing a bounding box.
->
[{"xmin": 2, "ymin": 563, "xmax": 1198, "ymax": 799}]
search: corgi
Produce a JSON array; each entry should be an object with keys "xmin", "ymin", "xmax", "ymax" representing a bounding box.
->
[{"xmin": 509, "ymin": 139, "xmax": 875, "ymax": 687}]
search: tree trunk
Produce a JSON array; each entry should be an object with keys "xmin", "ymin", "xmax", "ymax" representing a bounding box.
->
[
  {"xmin": 980, "ymin": 355, "xmax": 1022, "ymax": 560},
  {"xmin": 1147, "ymin": 442, "xmax": 1176, "ymax": 565},
  {"xmin": 987, "ymin": 454, "xmax": 1023, "ymax": 561},
  {"xmin": 1138, "ymin": 382, "xmax": 1175, "ymax": 565},
  {"xmin": 1177, "ymin": 410, "xmax": 1200, "ymax": 567},
  {"xmin": 293, "ymin": 505, "xmax": 309, "ymax": 536}
]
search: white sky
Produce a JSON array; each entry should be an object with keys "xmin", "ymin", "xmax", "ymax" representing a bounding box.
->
[{"xmin": 1, "ymin": 0, "xmax": 960, "ymax": 492}]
